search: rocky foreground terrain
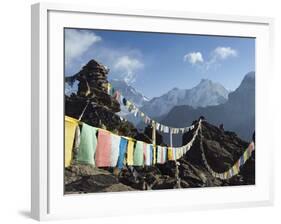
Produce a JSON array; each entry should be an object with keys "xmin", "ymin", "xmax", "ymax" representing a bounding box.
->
[{"xmin": 64, "ymin": 59, "xmax": 255, "ymax": 194}]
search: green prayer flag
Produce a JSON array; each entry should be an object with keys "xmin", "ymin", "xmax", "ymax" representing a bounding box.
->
[
  {"xmin": 134, "ymin": 141, "xmax": 144, "ymax": 166},
  {"xmin": 76, "ymin": 123, "xmax": 98, "ymax": 166}
]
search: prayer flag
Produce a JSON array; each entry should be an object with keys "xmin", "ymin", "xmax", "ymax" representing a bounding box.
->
[
  {"xmin": 168, "ymin": 147, "xmax": 173, "ymax": 160},
  {"xmin": 76, "ymin": 122, "xmax": 98, "ymax": 166},
  {"xmin": 153, "ymin": 146, "xmax": 156, "ymax": 164},
  {"xmin": 134, "ymin": 141, "xmax": 144, "ymax": 166},
  {"xmin": 65, "ymin": 116, "xmax": 79, "ymax": 167},
  {"xmin": 110, "ymin": 134, "xmax": 121, "ymax": 167},
  {"xmin": 157, "ymin": 146, "xmax": 162, "ymax": 164},
  {"xmin": 95, "ymin": 130, "xmax": 111, "ymax": 167},
  {"xmin": 143, "ymin": 143, "xmax": 152, "ymax": 166},
  {"xmin": 126, "ymin": 139, "xmax": 135, "ymax": 166},
  {"xmin": 117, "ymin": 137, "xmax": 128, "ymax": 169}
]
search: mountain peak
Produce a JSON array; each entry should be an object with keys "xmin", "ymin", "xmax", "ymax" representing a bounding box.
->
[
  {"xmin": 237, "ymin": 71, "xmax": 255, "ymax": 90},
  {"xmin": 111, "ymin": 79, "xmax": 149, "ymax": 108},
  {"xmin": 199, "ymin": 78, "xmax": 212, "ymax": 84},
  {"xmin": 244, "ymin": 71, "xmax": 255, "ymax": 80},
  {"xmin": 140, "ymin": 77, "xmax": 230, "ymax": 118},
  {"xmin": 195, "ymin": 79, "xmax": 228, "ymax": 93}
]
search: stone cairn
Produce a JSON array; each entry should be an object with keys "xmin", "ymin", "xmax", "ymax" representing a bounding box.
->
[
  {"xmin": 76, "ymin": 59, "xmax": 110, "ymax": 95},
  {"xmin": 65, "ymin": 59, "xmax": 152, "ymax": 140}
]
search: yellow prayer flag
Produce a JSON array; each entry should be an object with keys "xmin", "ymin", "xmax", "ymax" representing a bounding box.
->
[
  {"xmin": 126, "ymin": 140, "xmax": 135, "ymax": 166},
  {"xmin": 64, "ymin": 116, "xmax": 79, "ymax": 167},
  {"xmin": 168, "ymin": 147, "xmax": 174, "ymax": 160}
]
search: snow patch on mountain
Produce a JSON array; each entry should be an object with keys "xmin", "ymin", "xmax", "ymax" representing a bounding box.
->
[{"xmin": 141, "ymin": 79, "xmax": 229, "ymax": 118}]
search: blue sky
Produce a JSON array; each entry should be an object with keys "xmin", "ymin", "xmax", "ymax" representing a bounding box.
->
[{"xmin": 65, "ymin": 28, "xmax": 255, "ymax": 98}]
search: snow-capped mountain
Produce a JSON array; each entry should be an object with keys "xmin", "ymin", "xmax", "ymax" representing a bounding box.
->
[
  {"xmin": 110, "ymin": 79, "xmax": 149, "ymax": 118},
  {"xmin": 111, "ymin": 79, "xmax": 149, "ymax": 107},
  {"xmin": 161, "ymin": 71, "xmax": 255, "ymax": 141},
  {"xmin": 140, "ymin": 79, "xmax": 229, "ymax": 118},
  {"xmin": 187, "ymin": 79, "xmax": 229, "ymax": 107}
]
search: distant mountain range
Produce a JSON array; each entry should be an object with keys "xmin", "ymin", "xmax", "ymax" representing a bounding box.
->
[
  {"xmin": 140, "ymin": 79, "xmax": 229, "ymax": 118},
  {"xmin": 161, "ymin": 71, "xmax": 255, "ymax": 141},
  {"xmin": 111, "ymin": 78, "xmax": 230, "ymax": 122}
]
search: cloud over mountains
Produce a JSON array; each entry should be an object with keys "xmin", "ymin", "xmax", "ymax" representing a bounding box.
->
[{"xmin": 184, "ymin": 46, "xmax": 238, "ymax": 71}]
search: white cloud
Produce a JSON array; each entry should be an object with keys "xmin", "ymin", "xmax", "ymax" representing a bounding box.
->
[
  {"xmin": 64, "ymin": 29, "xmax": 144, "ymax": 83},
  {"xmin": 183, "ymin": 52, "xmax": 204, "ymax": 64},
  {"xmin": 184, "ymin": 47, "xmax": 238, "ymax": 72},
  {"xmin": 213, "ymin": 47, "xmax": 237, "ymax": 60},
  {"xmin": 113, "ymin": 56, "xmax": 144, "ymax": 84},
  {"xmin": 65, "ymin": 29, "xmax": 101, "ymax": 67}
]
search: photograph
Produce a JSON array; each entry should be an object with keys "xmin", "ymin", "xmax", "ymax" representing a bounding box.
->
[{"xmin": 64, "ymin": 28, "xmax": 255, "ymax": 194}]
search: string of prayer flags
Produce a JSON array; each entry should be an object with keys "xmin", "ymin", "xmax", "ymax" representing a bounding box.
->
[
  {"xmin": 65, "ymin": 116, "xmax": 201, "ymax": 169},
  {"xmin": 202, "ymin": 141, "xmax": 255, "ymax": 180},
  {"xmin": 198, "ymin": 120, "xmax": 255, "ymax": 180},
  {"xmin": 65, "ymin": 116, "xmax": 256, "ymax": 181}
]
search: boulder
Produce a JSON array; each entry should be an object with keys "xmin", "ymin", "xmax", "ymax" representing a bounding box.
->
[{"xmin": 65, "ymin": 164, "xmax": 135, "ymax": 193}]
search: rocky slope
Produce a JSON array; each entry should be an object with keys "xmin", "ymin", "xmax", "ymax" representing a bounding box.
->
[{"xmin": 64, "ymin": 60, "xmax": 255, "ymax": 193}]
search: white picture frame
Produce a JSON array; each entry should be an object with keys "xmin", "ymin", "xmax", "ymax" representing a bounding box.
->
[{"xmin": 31, "ymin": 2, "xmax": 274, "ymax": 221}]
